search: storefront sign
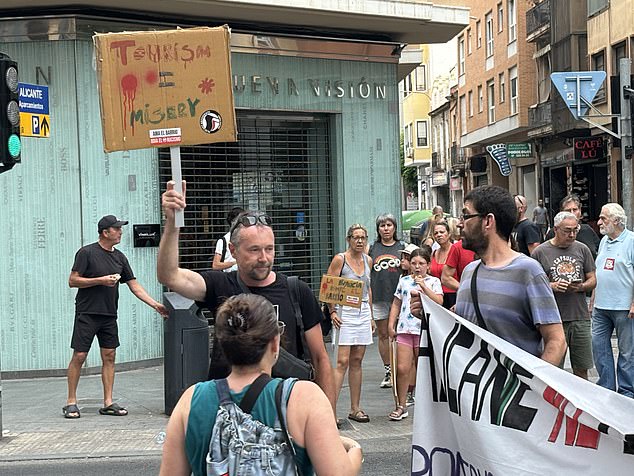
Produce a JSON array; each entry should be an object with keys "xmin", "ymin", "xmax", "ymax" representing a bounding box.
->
[
  {"xmin": 541, "ymin": 152, "xmax": 573, "ymax": 168},
  {"xmin": 449, "ymin": 177, "xmax": 462, "ymax": 191},
  {"xmin": 486, "ymin": 144, "xmax": 512, "ymax": 177},
  {"xmin": 431, "ymin": 171, "xmax": 448, "ymax": 187},
  {"xmin": 232, "ymin": 75, "xmax": 387, "ymax": 100},
  {"xmin": 507, "ymin": 142, "xmax": 532, "ymax": 158},
  {"xmin": 574, "ymin": 137, "xmax": 604, "ymax": 161}
]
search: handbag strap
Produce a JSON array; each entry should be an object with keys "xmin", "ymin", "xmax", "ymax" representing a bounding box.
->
[
  {"xmin": 275, "ymin": 379, "xmax": 303, "ymax": 476},
  {"xmin": 470, "ymin": 262, "xmax": 487, "ymax": 331}
]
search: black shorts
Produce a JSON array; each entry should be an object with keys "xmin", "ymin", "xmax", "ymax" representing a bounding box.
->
[{"xmin": 71, "ymin": 313, "xmax": 120, "ymax": 352}]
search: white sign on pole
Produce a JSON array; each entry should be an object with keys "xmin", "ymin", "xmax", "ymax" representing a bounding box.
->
[{"xmin": 412, "ymin": 296, "xmax": 634, "ymax": 475}]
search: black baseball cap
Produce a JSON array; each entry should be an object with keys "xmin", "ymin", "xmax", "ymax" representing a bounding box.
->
[{"xmin": 98, "ymin": 215, "xmax": 129, "ymax": 233}]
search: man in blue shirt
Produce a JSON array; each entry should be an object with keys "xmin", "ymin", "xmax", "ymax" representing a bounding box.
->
[{"xmin": 592, "ymin": 203, "xmax": 634, "ymax": 398}]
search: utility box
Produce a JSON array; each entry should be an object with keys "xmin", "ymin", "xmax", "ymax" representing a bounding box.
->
[{"xmin": 163, "ymin": 292, "xmax": 209, "ymax": 415}]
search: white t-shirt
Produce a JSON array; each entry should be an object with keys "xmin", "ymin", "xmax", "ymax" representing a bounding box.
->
[
  {"xmin": 393, "ymin": 274, "xmax": 442, "ymax": 335},
  {"xmin": 214, "ymin": 231, "xmax": 237, "ymax": 272}
]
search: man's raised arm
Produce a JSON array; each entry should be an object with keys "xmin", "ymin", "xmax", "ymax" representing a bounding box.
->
[{"xmin": 157, "ymin": 180, "xmax": 207, "ymax": 302}]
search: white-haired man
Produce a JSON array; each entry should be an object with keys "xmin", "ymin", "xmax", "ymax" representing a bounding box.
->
[{"xmin": 592, "ymin": 203, "xmax": 634, "ymax": 397}]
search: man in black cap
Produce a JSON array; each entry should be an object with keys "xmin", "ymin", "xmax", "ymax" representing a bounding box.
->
[{"xmin": 63, "ymin": 215, "xmax": 168, "ymax": 419}]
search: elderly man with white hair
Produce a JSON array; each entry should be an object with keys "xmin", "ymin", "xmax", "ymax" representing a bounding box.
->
[{"xmin": 592, "ymin": 203, "xmax": 634, "ymax": 397}]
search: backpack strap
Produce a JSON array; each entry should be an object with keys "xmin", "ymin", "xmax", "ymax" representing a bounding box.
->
[
  {"xmin": 214, "ymin": 374, "xmax": 272, "ymax": 414},
  {"xmin": 275, "ymin": 379, "xmax": 303, "ymax": 476},
  {"xmin": 470, "ymin": 262, "xmax": 487, "ymax": 331},
  {"xmin": 287, "ymin": 276, "xmax": 310, "ymax": 360},
  {"xmin": 235, "ymin": 273, "xmax": 251, "ymax": 294},
  {"xmin": 214, "ymin": 378, "xmax": 233, "ymax": 406},
  {"xmin": 239, "ymin": 373, "xmax": 272, "ymax": 414},
  {"xmin": 220, "ymin": 236, "xmax": 227, "ymax": 262}
]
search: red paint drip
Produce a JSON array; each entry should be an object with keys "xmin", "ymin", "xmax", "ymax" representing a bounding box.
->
[{"xmin": 121, "ymin": 74, "xmax": 138, "ymax": 135}]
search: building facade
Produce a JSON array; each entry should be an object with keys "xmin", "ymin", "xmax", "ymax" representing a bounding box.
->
[
  {"xmin": 0, "ymin": 4, "xmax": 468, "ymax": 374},
  {"xmin": 456, "ymin": 0, "xmax": 539, "ymax": 210}
]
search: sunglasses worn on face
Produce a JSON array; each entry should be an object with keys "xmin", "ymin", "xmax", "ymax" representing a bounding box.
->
[
  {"xmin": 460, "ymin": 212, "xmax": 486, "ymax": 221},
  {"xmin": 229, "ymin": 213, "xmax": 272, "ymax": 235}
]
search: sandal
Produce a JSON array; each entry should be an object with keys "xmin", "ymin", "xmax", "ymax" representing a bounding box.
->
[
  {"xmin": 62, "ymin": 404, "xmax": 81, "ymax": 419},
  {"xmin": 388, "ymin": 405, "xmax": 408, "ymax": 421},
  {"xmin": 99, "ymin": 402, "xmax": 128, "ymax": 416},
  {"xmin": 348, "ymin": 410, "xmax": 370, "ymax": 423}
]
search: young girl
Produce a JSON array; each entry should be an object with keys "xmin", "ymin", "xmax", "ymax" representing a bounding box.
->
[{"xmin": 387, "ymin": 249, "xmax": 443, "ymax": 421}]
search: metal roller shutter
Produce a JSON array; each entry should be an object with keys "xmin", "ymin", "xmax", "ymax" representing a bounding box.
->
[{"xmin": 159, "ymin": 112, "xmax": 334, "ymax": 294}]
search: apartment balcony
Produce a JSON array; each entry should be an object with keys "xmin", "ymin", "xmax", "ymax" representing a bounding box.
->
[
  {"xmin": 527, "ymin": 102, "xmax": 553, "ymax": 137},
  {"xmin": 450, "ymin": 144, "xmax": 466, "ymax": 168},
  {"xmin": 432, "ymin": 152, "xmax": 440, "ymax": 170},
  {"xmin": 529, "ymin": 102, "xmax": 552, "ymax": 127},
  {"xmin": 526, "ymin": 0, "xmax": 550, "ymax": 42}
]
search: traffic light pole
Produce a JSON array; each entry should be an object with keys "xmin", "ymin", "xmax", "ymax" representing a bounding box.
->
[{"xmin": 620, "ymin": 58, "xmax": 633, "ymax": 227}]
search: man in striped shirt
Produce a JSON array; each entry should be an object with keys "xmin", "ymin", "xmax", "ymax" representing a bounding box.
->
[{"xmin": 454, "ymin": 185, "xmax": 566, "ymax": 364}]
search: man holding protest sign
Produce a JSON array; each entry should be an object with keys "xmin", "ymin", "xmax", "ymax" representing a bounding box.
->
[
  {"xmin": 158, "ymin": 181, "xmax": 335, "ymax": 409},
  {"xmin": 412, "ymin": 186, "xmax": 566, "ymax": 365}
]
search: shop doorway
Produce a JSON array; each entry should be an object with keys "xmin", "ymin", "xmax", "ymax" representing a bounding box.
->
[
  {"xmin": 544, "ymin": 166, "xmax": 567, "ymax": 219},
  {"xmin": 159, "ymin": 113, "xmax": 334, "ymax": 292}
]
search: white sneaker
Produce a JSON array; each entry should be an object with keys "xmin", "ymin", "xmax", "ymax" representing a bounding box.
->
[
  {"xmin": 380, "ymin": 370, "xmax": 392, "ymax": 388},
  {"xmin": 406, "ymin": 393, "xmax": 415, "ymax": 407}
]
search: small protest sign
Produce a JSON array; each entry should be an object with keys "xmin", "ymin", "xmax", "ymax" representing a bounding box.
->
[{"xmin": 319, "ymin": 275, "xmax": 364, "ymax": 309}]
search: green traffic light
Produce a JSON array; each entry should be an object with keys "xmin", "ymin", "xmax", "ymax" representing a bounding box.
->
[{"xmin": 8, "ymin": 133, "xmax": 20, "ymax": 158}]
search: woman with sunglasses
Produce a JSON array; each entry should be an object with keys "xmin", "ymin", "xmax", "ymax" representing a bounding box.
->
[
  {"xmin": 160, "ymin": 294, "xmax": 362, "ymax": 476},
  {"xmin": 325, "ymin": 224, "xmax": 374, "ymax": 425}
]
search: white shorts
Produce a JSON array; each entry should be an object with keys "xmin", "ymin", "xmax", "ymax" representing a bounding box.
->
[
  {"xmin": 338, "ymin": 301, "xmax": 373, "ymax": 346},
  {"xmin": 372, "ymin": 301, "xmax": 391, "ymax": 321}
]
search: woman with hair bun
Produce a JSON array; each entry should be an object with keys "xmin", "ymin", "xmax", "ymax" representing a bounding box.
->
[{"xmin": 160, "ymin": 294, "xmax": 363, "ymax": 476}]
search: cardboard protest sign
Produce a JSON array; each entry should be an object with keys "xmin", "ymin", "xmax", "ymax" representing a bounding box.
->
[
  {"xmin": 319, "ymin": 275, "xmax": 364, "ymax": 309},
  {"xmin": 94, "ymin": 26, "xmax": 236, "ymax": 152},
  {"xmin": 412, "ymin": 295, "xmax": 634, "ymax": 474}
]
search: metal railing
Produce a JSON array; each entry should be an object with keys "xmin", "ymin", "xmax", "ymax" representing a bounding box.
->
[
  {"xmin": 528, "ymin": 102, "xmax": 552, "ymax": 128},
  {"xmin": 526, "ymin": 0, "xmax": 550, "ymax": 39}
]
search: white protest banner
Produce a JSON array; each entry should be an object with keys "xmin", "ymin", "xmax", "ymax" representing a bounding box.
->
[{"xmin": 412, "ymin": 295, "xmax": 634, "ymax": 475}]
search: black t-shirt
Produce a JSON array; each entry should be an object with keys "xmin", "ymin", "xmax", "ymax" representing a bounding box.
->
[
  {"xmin": 72, "ymin": 242, "xmax": 135, "ymax": 316},
  {"xmin": 513, "ymin": 219, "xmax": 542, "ymax": 256},
  {"xmin": 200, "ymin": 270, "xmax": 322, "ymax": 378}
]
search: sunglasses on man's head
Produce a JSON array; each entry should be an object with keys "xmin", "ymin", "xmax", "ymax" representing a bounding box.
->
[{"xmin": 229, "ymin": 213, "xmax": 272, "ymax": 235}]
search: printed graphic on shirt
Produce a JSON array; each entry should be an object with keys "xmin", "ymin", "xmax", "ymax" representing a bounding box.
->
[
  {"xmin": 549, "ymin": 255, "xmax": 583, "ymax": 282},
  {"xmin": 603, "ymin": 258, "xmax": 615, "ymax": 271},
  {"xmin": 373, "ymin": 254, "xmax": 401, "ymax": 272}
]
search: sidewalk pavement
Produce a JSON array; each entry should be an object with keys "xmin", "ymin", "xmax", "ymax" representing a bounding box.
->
[{"xmin": 0, "ymin": 340, "xmax": 412, "ymax": 463}]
